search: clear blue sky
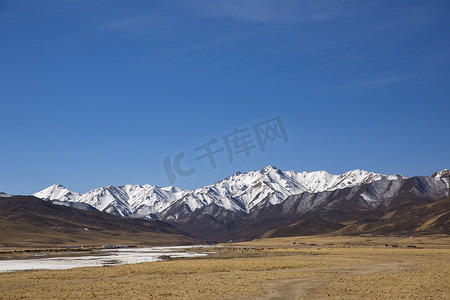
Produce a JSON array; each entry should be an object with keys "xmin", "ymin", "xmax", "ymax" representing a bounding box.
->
[{"xmin": 1, "ymin": 0, "xmax": 449, "ymax": 195}]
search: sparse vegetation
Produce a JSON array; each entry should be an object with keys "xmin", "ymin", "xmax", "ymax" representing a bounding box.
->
[{"xmin": 0, "ymin": 235, "xmax": 448, "ymax": 299}]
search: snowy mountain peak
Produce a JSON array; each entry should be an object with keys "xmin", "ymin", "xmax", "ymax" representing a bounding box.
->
[
  {"xmin": 33, "ymin": 183, "xmax": 81, "ymax": 201},
  {"xmin": 262, "ymin": 165, "xmax": 279, "ymax": 171},
  {"xmin": 432, "ymin": 169, "xmax": 450, "ymax": 179},
  {"xmin": 33, "ymin": 183, "xmax": 190, "ymax": 218},
  {"xmin": 164, "ymin": 166, "xmax": 407, "ymax": 216},
  {"xmin": 32, "ymin": 166, "xmax": 410, "ymax": 219},
  {"xmin": 161, "ymin": 186, "xmax": 187, "ymax": 193},
  {"xmin": 45, "ymin": 183, "xmax": 68, "ymax": 191}
]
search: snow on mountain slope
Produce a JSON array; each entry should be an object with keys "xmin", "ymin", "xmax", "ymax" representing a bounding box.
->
[
  {"xmin": 285, "ymin": 168, "xmax": 405, "ymax": 193},
  {"xmin": 432, "ymin": 169, "xmax": 450, "ymax": 179},
  {"xmin": 173, "ymin": 166, "xmax": 308, "ymax": 214},
  {"xmin": 122, "ymin": 185, "xmax": 189, "ymax": 218},
  {"xmin": 162, "ymin": 166, "xmax": 407, "ymax": 217},
  {"xmin": 33, "ymin": 184, "xmax": 189, "ymax": 218},
  {"xmin": 76, "ymin": 185, "xmax": 131, "ymax": 216},
  {"xmin": 32, "ymin": 166, "xmax": 407, "ymax": 219},
  {"xmin": 50, "ymin": 200, "xmax": 99, "ymax": 211},
  {"xmin": 33, "ymin": 184, "xmax": 81, "ymax": 201},
  {"xmin": 0, "ymin": 192, "xmax": 11, "ymax": 197}
]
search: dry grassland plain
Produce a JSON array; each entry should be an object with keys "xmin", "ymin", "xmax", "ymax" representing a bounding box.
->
[{"xmin": 0, "ymin": 235, "xmax": 449, "ymax": 299}]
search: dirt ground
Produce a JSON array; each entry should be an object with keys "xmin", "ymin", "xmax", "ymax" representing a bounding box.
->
[{"xmin": 0, "ymin": 235, "xmax": 449, "ymax": 299}]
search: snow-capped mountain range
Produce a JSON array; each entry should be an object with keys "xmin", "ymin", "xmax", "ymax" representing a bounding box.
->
[
  {"xmin": 34, "ymin": 184, "xmax": 189, "ymax": 218},
  {"xmin": 29, "ymin": 166, "xmax": 450, "ymax": 241},
  {"xmin": 33, "ymin": 166, "xmax": 410, "ymax": 219}
]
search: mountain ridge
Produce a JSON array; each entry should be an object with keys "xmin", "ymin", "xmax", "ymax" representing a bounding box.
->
[
  {"xmin": 33, "ymin": 166, "xmax": 410, "ymax": 219},
  {"xmin": 163, "ymin": 175, "xmax": 449, "ymax": 241},
  {"xmin": 0, "ymin": 195, "xmax": 201, "ymax": 248},
  {"xmin": 30, "ymin": 167, "xmax": 449, "ymax": 241}
]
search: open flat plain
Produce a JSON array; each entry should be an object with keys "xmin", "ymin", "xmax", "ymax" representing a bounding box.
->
[{"xmin": 0, "ymin": 235, "xmax": 449, "ymax": 299}]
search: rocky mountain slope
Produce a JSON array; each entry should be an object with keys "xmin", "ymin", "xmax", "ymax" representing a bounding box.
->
[
  {"xmin": 32, "ymin": 167, "xmax": 449, "ymax": 241},
  {"xmin": 33, "ymin": 166, "xmax": 407, "ymax": 218},
  {"xmin": 0, "ymin": 196, "xmax": 200, "ymax": 248},
  {"xmin": 163, "ymin": 174, "xmax": 449, "ymax": 241},
  {"xmin": 34, "ymin": 184, "xmax": 189, "ymax": 218}
]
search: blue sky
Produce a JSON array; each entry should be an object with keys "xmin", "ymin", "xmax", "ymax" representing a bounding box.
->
[{"xmin": 1, "ymin": 0, "xmax": 449, "ymax": 195}]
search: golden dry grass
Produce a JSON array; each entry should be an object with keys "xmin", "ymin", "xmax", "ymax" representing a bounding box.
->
[{"xmin": 0, "ymin": 235, "xmax": 449, "ymax": 299}]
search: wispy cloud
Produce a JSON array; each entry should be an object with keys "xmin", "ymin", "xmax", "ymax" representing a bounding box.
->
[{"xmin": 196, "ymin": 0, "xmax": 353, "ymax": 23}]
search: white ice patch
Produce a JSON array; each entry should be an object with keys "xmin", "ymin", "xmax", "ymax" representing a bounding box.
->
[{"xmin": 0, "ymin": 246, "xmax": 212, "ymax": 273}]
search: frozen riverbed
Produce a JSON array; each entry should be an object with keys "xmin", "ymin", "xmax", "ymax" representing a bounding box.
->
[{"xmin": 0, "ymin": 246, "xmax": 211, "ymax": 272}]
